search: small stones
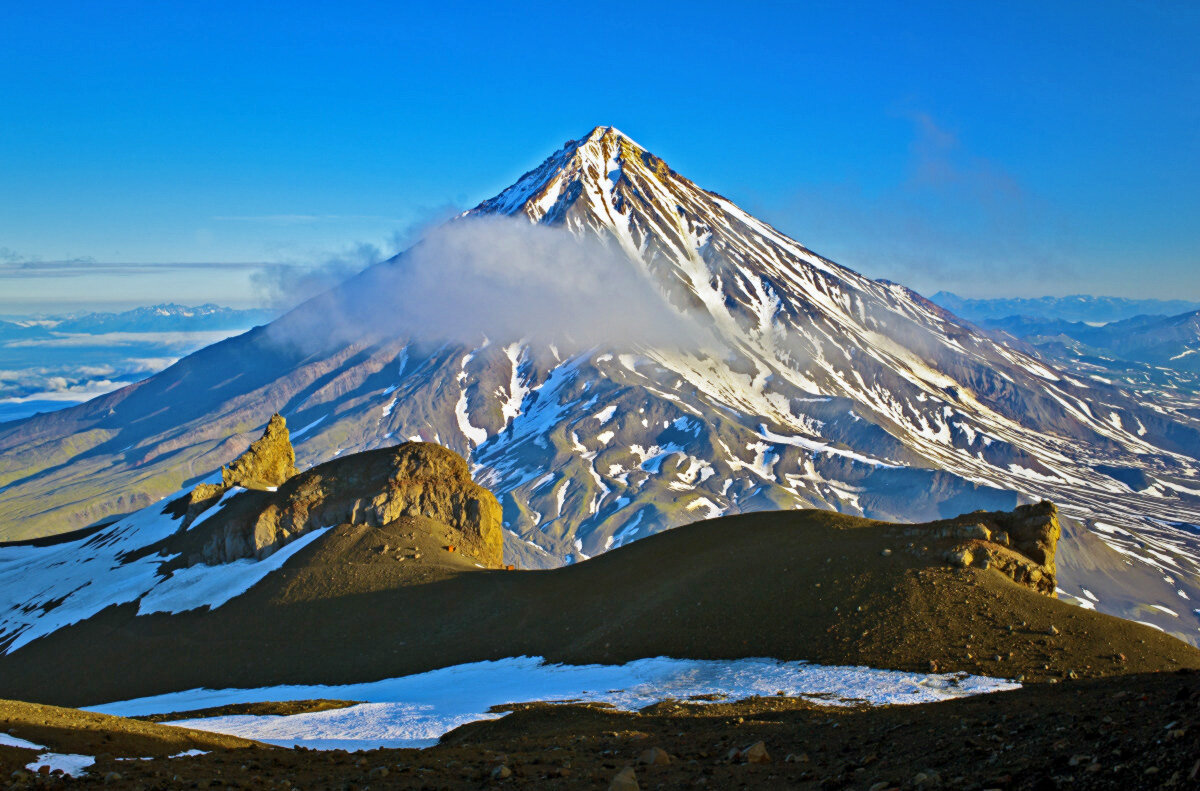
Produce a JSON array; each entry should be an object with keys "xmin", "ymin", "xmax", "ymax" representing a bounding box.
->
[
  {"xmin": 103, "ymin": 772, "xmax": 123, "ymax": 783},
  {"xmin": 928, "ymin": 659, "xmax": 939, "ymax": 673},
  {"xmin": 609, "ymin": 766, "xmax": 639, "ymax": 791},
  {"xmin": 913, "ymin": 769, "xmax": 942, "ymax": 785},
  {"xmin": 741, "ymin": 741, "xmax": 771, "ymax": 764},
  {"xmin": 784, "ymin": 752, "xmax": 810, "ymax": 763},
  {"xmin": 638, "ymin": 747, "xmax": 672, "ymax": 766},
  {"xmin": 946, "ymin": 548, "xmax": 974, "ymax": 568},
  {"xmin": 880, "ymin": 548, "xmax": 892, "ymax": 557},
  {"xmin": 446, "ymin": 545, "xmax": 456, "ymax": 553},
  {"xmin": 367, "ymin": 766, "xmax": 388, "ymax": 779},
  {"xmin": 1047, "ymin": 625, "xmax": 1060, "ymax": 636},
  {"xmin": 491, "ymin": 764, "xmax": 512, "ymax": 779}
]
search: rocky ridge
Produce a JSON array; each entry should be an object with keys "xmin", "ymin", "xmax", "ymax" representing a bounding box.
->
[
  {"xmin": 170, "ymin": 430, "xmax": 503, "ymax": 568},
  {"xmin": 893, "ymin": 501, "xmax": 1060, "ymax": 595},
  {"xmin": 176, "ymin": 413, "xmax": 299, "ymax": 527}
]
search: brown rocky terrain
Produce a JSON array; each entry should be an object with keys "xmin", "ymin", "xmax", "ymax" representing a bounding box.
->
[
  {"xmin": 1, "ymin": 503, "xmax": 1196, "ymax": 707},
  {"xmin": 175, "ymin": 413, "xmax": 300, "ymax": 528},
  {"xmin": 0, "ymin": 436, "xmax": 1197, "ymax": 789},
  {"xmin": 162, "ymin": 437, "xmax": 503, "ymax": 568},
  {"xmin": 903, "ymin": 501, "xmax": 1059, "ymax": 595},
  {"xmin": 0, "ymin": 698, "xmax": 260, "ymax": 765},
  {"xmin": 1, "ymin": 672, "xmax": 1197, "ymax": 790}
]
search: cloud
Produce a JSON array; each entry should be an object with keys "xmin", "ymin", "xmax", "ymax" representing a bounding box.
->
[
  {"xmin": 251, "ymin": 243, "xmax": 386, "ymax": 312},
  {"xmin": 265, "ymin": 216, "xmax": 709, "ymax": 352},
  {"xmin": 3, "ymin": 330, "xmax": 249, "ymax": 348}
]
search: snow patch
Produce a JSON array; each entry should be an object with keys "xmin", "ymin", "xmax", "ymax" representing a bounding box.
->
[{"xmin": 91, "ymin": 657, "xmax": 1019, "ymax": 751}]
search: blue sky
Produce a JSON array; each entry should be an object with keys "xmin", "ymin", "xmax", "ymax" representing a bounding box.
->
[{"xmin": 1, "ymin": 0, "xmax": 1197, "ymax": 311}]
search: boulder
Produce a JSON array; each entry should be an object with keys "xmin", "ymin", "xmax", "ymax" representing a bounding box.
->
[
  {"xmin": 925, "ymin": 501, "xmax": 1060, "ymax": 595},
  {"xmin": 742, "ymin": 741, "xmax": 771, "ymax": 764},
  {"xmin": 946, "ymin": 548, "xmax": 974, "ymax": 568},
  {"xmin": 638, "ymin": 747, "xmax": 672, "ymax": 766},
  {"xmin": 609, "ymin": 766, "xmax": 639, "ymax": 791}
]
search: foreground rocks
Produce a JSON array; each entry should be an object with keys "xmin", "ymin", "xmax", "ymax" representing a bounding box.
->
[
  {"xmin": 2, "ymin": 670, "xmax": 1196, "ymax": 790},
  {"xmin": 175, "ymin": 413, "xmax": 300, "ymax": 527},
  {"xmin": 893, "ymin": 501, "xmax": 1061, "ymax": 595},
  {"xmin": 172, "ymin": 438, "xmax": 504, "ymax": 568}
]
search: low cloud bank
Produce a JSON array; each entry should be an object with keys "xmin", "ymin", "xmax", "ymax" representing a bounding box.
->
[{"xmin": 268, "ymin": 217, "xmax": 710, "ymax": 351}]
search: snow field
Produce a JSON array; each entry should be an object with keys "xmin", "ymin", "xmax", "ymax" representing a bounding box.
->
[{"xmin": 91, "ymin": 656, "xmax": 1019, "ymax": 751}]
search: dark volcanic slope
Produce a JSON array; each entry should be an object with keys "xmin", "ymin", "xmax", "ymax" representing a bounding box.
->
[{"xmin": 1, "ymin": 508, "xmax": 1196, "ymax": 708}]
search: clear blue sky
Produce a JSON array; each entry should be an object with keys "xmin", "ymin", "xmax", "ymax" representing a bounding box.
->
[{"xmin": 1, "ymin": 0, "xmax": 1197, "ymax": 311}]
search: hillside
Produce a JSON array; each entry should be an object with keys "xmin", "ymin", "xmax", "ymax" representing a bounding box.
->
[
  {"xmin": 1, "ymin": 437, "xmax": 1197, "ymax": 788},
  {"xmin": 1, "ymin": 493, "xmax": 1195, "ymax": 707}
]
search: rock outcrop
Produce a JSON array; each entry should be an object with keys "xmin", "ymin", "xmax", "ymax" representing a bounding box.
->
[
  {"xmin": 219, "ymin": 413, "xmax": 299, "ymax": 489},
  {"xmin": 178, "ymin": 442, "xmax": 503, "ymax": 568},
  {"xmin": 895, "ymin": 501, "xmax": 1060, "ymax": 595},
  {"xmin": 174, "ymin": 414, "xmax": 299, "ymax": 527}
]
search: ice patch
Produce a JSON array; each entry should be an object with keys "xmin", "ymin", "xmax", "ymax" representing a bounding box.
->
[
  {"xmin": 91, "ymin": 656, "xmax": 1019, "ymax": 751},
  {"xmin": 0, "ymin": 496, "xmax": 329, "ymax": 653},
  {"xmin": 138, "ymin": 528, "xmax": 331, "ymax": 615},
  {"xmin": 290, "ymin": 415, "xmax": 326, "ymax": 439},
  {"xmin": 187, "ymin": 486, "xmax": 246, "ymax": 531},
  {"xmin": 0, "ymin": 733, "xmax": 45, "ymax": 750},
  {"xmin": 26, "ymin": 753, "xmax": 95, "ymax": 777}
]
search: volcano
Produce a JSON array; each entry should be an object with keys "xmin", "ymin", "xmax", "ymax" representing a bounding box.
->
[{"xmin": 1, "ymin": 126, "xmax": 1198, "ymax": 639}]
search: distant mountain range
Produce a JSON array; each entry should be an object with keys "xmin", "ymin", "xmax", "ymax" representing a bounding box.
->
[
  {"xmin": 981, "ymin": 311, "xmax": 1200, "ymax": 375},
  {"xmin": 0, "ymin": 303, "xmax": 273, "ymax": 419},
  {"xmin": 1, "ymin": 303, "xmax": 273, "ymax": 335},
  {"xmin": 930, "ymin": 292, "xmax": 1200, "ymax": 325}
]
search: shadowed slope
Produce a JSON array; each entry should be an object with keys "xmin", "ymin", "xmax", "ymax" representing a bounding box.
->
[{"xmin": 0, "ymin": 507, "xmax": 1195, "ymax": 708}]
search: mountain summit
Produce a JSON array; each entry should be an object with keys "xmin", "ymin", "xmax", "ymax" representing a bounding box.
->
[{"xmin": 0, "ymin": 126, "xmax": 1198, "ymax": 640}]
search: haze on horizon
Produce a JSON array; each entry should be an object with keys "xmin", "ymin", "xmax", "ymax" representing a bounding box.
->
[{"xmin": 1, "ymin": 0, "xmax": 1197, "ymax": 313}]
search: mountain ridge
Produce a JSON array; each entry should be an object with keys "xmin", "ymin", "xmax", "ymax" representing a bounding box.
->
[{"xmin": 931, "ymin": 291, "xmax": 1200, "ymax": 325}]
